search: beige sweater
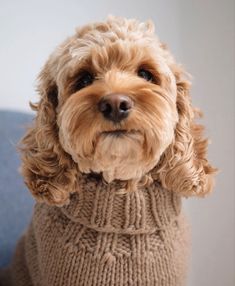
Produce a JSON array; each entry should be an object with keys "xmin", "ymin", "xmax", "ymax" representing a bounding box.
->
[{"xmin": 0, "ymin": 174, "xmax": 190, "ymax": 286}]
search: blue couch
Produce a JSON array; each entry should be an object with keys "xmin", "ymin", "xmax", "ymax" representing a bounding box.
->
[{"xmin": 0, "ymin": 110, "xmax": 34, "ymax": 268}]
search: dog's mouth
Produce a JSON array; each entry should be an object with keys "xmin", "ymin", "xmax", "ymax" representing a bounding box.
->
[
  {"xmin": 102, "ymin": 129, "xmax": 128, "ymax": 136},
  {"xmin": 101, "ymin": 129, "xmax": 141, "ymax": 137}
]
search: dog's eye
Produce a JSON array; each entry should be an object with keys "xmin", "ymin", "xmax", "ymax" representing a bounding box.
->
[
  {"xmin": 74, "ymin": 72, "xmax": 94, "ymax": 91},
  {"xmin": 138, "ymin": 69, "xmax": 153, "ymax": 82}
]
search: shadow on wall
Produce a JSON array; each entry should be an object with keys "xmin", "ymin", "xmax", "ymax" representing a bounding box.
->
[{"xmin": 0, "ymin": 110, "xmax": 34, "ymax": 268}]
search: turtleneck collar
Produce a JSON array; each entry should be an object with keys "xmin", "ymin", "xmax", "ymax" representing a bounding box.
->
[{"xmin": 60, "ymin": 172, "xmax": 181, "ymax": 234}]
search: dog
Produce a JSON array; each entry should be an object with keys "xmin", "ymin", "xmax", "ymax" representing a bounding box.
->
[{"xmin": 0, "ymin": 16, "xmax": 216, "ymax": 286}]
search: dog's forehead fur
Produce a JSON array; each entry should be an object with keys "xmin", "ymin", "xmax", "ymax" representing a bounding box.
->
[
  {"xmin": 66, "ymin": 16, "xmax": 159, "ymax": 58},
  {"xmin": 47, "ymin": 17, "xmax": 175, "ymax": 88}
]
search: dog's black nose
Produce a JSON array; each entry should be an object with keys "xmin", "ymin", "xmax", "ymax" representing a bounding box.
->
[{"xmin": 98, "ymin": 93, "xmax": 133, "ymax": 122}]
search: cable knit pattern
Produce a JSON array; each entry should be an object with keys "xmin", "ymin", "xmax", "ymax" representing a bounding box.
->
[{"xmin": 0, "ymin": 174, "xmax": 190, "ymax": 286}]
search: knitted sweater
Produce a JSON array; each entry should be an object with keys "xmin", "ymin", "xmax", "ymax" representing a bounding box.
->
[{"xmin": 0, "ymin": 174, "xmax": 190, "ymax": 286}]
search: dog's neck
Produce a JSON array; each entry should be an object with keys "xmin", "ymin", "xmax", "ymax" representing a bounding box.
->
[
  {"xmin": 83, "ymin": 171, "xmax": 155, "ymax": 192},
  {"xmin": 84, "ymin": 171, "xmax": 132, "ymax": 188},
  {"xmin": 60, "ymin": 172, "xmax": 182, "ymax": 234}
]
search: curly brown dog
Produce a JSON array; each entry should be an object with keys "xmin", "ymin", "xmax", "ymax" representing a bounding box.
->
[{"xmin": 0, "ymin": 16, "xmax": 216, "ymax": 286}]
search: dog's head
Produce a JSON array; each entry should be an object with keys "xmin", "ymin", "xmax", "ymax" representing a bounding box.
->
[{"xmin": 20, "ymin": 17, "xmax": 216, "ymax": 205}]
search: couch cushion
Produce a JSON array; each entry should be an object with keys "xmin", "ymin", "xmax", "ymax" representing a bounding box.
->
[{"xmin": 0, "ymin": 110, "xmax": 34, "ymax": 267}]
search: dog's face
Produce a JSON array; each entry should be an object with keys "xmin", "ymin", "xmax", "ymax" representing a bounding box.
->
[
  {"xmin": 21, "ymin": 17, "xmax": 216, "ymax": 205},
  {"xmin": 54, "ymin": 20, "xmax": 178, "ymax": 182}
]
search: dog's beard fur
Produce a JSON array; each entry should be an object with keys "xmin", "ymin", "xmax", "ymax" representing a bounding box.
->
[{"xmin": 58, "ymin": 71, "xmax": 178, "ymax": 182}]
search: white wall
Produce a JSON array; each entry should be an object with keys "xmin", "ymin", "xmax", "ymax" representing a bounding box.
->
[
  {"xmin": 0, "ymin": 1, "xmax": 234, "ymax": 285},
  {"xmin": 178, "ymin": 1, "xmax": 235, "ymax": 285}
]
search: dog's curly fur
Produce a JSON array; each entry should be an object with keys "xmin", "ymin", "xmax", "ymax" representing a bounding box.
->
[{"xmin": 20, "ymin": 16, "xmax": 216, "ymax": 206}]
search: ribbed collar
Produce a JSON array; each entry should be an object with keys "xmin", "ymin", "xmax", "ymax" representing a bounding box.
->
[{"xmin": 61, "ymin": 173, "xmax": 181, "ymax": 234}]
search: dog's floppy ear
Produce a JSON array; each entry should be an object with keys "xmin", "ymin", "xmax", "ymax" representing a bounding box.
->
[
  {"xmin": 153, "ymin": 65, "xmax": 217, "ymax": 197},
  {"xmin": 19, "ymin": 62, "xmax": 78, "ymax": 206}
]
